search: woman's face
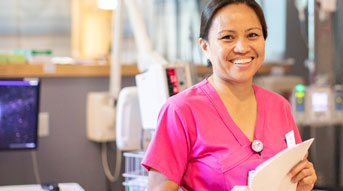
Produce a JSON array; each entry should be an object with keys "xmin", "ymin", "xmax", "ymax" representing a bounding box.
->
[{"xmin": 200, "ymin": 3, "xmax": 265, "ymax": 84}]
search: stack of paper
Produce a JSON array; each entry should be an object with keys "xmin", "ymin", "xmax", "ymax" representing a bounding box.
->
[{"xmin": 250, "ymin": 138, "xmax": 314, "ymax": 191}]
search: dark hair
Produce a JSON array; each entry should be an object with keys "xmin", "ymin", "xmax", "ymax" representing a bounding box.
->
[
  {"xmin": 200, "ymin": 0, "xmax": 267, "ymax": 41},
  {"xmin": 200, "ymin": 0, "xmax": 267, "ymax": 66}
]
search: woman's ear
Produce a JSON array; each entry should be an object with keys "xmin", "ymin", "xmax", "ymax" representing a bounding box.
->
[{"xmin": 199, "ymin": 38, "xmax": 211, "ymax": 59}]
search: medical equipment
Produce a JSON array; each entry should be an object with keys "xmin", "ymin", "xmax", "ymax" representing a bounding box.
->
[
  {"xmin": 333, "ymin": 85, "xmax": 343, "ymax": 124},
  {"xmin": 305, "ymin": 86, "xmax": 333, "ymax": 126},
  {"xmin": 292, "ymin": 84, "xmax": 306, "ymax": 125},
  {"xmin": 0, "ymin": 78, "xmax": 40, "ymax": 150},
  {"xmin": 291, "ymin": 84, "xmax": 334, "ymax": 126},
  {"xmin": 86, "ymin": 92, "xmax": 116, "ymax": 142},
  {"xmin": 136, "ymin": 63, "xmax": 192, "ymax": 129},
  {"xmin": 293, "ymin": 0, "xmax": 342, "ymax": 188},
  {"xmin": 291, "ymin": 83, "xmax": 343, "ymax": 125},
  {"xmin": 116, "ymin": 87, "xmax": 142, "ymax": 151},
  {"xmin": 291, "ymin": 85, "xmax": 343, "ymax": 188}
]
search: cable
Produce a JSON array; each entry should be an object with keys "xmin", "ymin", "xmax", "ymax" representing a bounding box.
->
[
  {"xmin": 31, "ymin": 151, "xmax": 41, "ymax": 184},
  {"xmin": 101, "ymin": 142, "xmax": 122, "ymax": 182}
]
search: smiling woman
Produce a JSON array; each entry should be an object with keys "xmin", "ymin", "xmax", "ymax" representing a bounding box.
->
[
  {"xmin": 199, "ymin": 3, "xmax": 265, "ymax": 85},
  {"xmin": 141, "ymin": 0, "xmax": 317, "ymax": 191}
]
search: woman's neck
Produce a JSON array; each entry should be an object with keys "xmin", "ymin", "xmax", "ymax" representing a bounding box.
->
[{"xmin": 208, "ymin": 75, "xmax": 255, "ymax": 101}]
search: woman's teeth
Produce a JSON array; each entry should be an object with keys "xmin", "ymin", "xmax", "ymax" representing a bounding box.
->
[{"xmin": 232, "ymin": 58, "xmax": 252, "ymax": 64}]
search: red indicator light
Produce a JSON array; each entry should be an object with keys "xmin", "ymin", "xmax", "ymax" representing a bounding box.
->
[
  {"xmin": 167, "ymin": 68, "xmax": 176, "ymax": 75},
  {"xmin": 173, "ymin": 87, "xmax": 179, "ymax": 94},
  {"xmin": 170, "ymin": 75, "xmax": 177, "ymax": 83},
  {"xmin": 166, "ymin": 68, "xmax": 180, "ymax": 96}
]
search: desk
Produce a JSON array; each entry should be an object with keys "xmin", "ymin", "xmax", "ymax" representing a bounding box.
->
[{"xmin": 0, "ymin": 183, "xmax": 85, "ymax": 191}]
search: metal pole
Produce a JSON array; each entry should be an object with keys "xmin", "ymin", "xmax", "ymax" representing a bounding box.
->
[
  {"xmin": 109, "ymin": 0, "xmax": 124, "ymax": 103},
  {"xmin": 307, "ymin": 0, "xmax": 316, "ymax": 84}
]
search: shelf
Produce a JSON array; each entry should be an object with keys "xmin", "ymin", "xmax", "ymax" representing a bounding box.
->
[
  {"xmin": 0, "ymin": 62, "xmax": 287, "ymax": 78},
  {"xmin": 0, "ymin": 63, "xmax": 211, "ymax": 78}
]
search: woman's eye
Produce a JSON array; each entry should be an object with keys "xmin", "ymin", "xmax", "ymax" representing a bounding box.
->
[
  {"xmin": 222, "ymin": 35, "xmax": 233, "ymax": 40},
  {"xmin": 248, "ymin": 33, "xmax": 259, "ymax": 38}
]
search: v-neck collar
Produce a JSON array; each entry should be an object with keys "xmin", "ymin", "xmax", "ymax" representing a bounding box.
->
[{"xmin": 200, "ymin": 79, "xmax": 265, "ymax": 146}]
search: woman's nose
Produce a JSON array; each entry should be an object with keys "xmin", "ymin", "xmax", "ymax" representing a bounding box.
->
[{"xmin": 233, "ymin": 38, "xmax": 250, "ymax": 53}]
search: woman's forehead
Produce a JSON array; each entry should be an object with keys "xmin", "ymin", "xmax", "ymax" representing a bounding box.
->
[{"xmin": 210, "ymin": 4, "xmax": 262, "ymax": 32}]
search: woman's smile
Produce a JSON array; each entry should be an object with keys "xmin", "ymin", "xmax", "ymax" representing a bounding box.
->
[{"xmin": 229, "ymin": 57, "xmax": 255, "ymax": 68}]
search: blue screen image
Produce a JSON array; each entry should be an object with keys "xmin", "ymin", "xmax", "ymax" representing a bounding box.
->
[{"xmin": 0, "ymin": 80, "xmax": 39, "ymax": 150}]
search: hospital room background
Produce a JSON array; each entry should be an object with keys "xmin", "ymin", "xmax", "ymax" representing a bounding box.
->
[{"xmin": 0, "ymin": 0, "xmax": 342, "ymax": 190}]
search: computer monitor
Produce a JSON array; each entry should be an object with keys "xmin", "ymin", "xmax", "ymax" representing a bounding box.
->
[{"xmin": 0, "ymin": 79, "xmax": 40, "ymax": 150}]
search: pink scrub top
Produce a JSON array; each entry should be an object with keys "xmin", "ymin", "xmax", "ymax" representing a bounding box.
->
[{"xmin": 142, "ymin": 79, "xmax": 302, "ymax": 191}]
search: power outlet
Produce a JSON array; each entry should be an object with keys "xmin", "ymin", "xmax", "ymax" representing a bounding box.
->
[{"xmin": 38, "ymin": 112, "xmax": 49, "ymax": 137}]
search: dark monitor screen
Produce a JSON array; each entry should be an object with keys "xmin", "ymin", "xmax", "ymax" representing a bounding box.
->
[{"xmin": 0, "ymin": 79, "xmax": 40, "ymax": 150}]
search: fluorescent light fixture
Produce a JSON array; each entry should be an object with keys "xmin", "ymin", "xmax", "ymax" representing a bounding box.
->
[{"xmin": 97, "ymin": 0, "xmax": 117, "ymax": 10}]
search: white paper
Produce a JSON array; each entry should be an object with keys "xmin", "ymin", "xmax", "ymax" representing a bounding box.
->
[{"xmin": 250, "ymin": 138, "xmax": 314, "ymax": 191}]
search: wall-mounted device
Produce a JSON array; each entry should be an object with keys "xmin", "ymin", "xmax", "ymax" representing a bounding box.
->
[
  {"xmin": 305, "ymin": 86, "xmax": 333, "ymax": 126},
  {"xmin": 292, "ymin": 84, "xmax": 306, "ymax": 125},
  {"xmin": 333, "ymin": 85, "xmax": 343, "ymax": 124},
  {"xmin": 291, "ymin": 84, "xmax": 336, "ymax": 126},
  {"xmin": 116, "ymin": 87, "xmax": 142, "ymax": 151},
  {"xmin": 86, "ymin": 92, "xmax": 116, "ymax": 142},
  {"xmin": 136, "ymin": 63, "xmax": 192, "ymax": 129},
  {"xmin": 0, "ymin": 79, "xmax": 40, "ymax": 150}
]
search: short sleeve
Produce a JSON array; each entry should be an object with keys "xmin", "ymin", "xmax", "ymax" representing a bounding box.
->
[{"xmin": 141, "ymin": 102, "xmax": 191, "ymax": 184}]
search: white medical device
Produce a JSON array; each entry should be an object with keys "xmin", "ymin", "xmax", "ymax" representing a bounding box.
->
[
  {"xmin": 291, "ymin": 84, "xmax": 335, "ymax": 126},
  {"xmin": 333, "ymin": 85, "xmax": 343, "ymax": 124},
  {"xmin": 136, "ymin": 63, "xmax": 192, "ymax": 129},
  {"xmin": 116, "ymin": 87, "xmax": 142, "ymax": 151},
  {"xmin": 305, "ymin": 86, "xmax": 333, "ymax": 126},
  {"xmin": 86, "ymin": 92, "xmax": 116, "ymax": 142}
]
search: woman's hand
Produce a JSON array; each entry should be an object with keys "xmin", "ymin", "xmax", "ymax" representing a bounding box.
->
[{"xmin": 288, "ymin": 153, "xmax": 317, "ymax": 191}]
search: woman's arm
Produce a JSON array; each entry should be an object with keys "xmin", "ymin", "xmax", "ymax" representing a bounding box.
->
[{"xmin": 148, "ymin": 168, "xmax": 179, "ymax": 191}]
